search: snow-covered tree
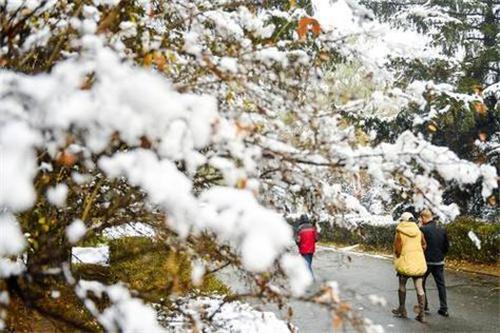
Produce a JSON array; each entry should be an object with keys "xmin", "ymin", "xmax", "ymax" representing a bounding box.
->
[
  {"xmin": 362, "ymin": 0, "xmax": 500, "ymax": 88},
  {"xmin": 353, "ymin": 0, "xmax": 499, "ymax": 218},
  {"xmin": 0, "ymin": 0, "xmax": 497, "ymax": 331}
]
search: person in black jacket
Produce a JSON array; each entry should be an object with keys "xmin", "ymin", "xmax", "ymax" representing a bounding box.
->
[{"xmin": 419, "ymin": 209, "xmax": 450, "ymax": 317}]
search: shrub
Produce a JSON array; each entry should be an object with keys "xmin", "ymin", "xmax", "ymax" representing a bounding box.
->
[
  {"xmin": 446, "ymin": 216, "xmax": 500, "ymax": 263},
  {"xmin": 73, "ymin": 237, "xmax": 230, "ymax": 304},
  {"xmin": 319, "ymin": 220, "xmax": 396, "ymax": 252},
  {"xmin": 109, "ymin": 237, "xmax": 230, "ymax": 300}
]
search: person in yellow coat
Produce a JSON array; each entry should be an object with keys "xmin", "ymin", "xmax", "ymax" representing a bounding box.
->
[{"xmin": 392, "ymin": 212, "xmax": 428, "ymax": 323}]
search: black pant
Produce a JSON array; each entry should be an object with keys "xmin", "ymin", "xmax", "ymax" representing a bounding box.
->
[{"xmin": 423, "ymin": 264, "xmax": 448, "ymax": 311}]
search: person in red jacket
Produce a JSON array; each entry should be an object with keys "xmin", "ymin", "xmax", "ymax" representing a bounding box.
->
[{"xmin": 295, "ymin": 214, "xmax": 318, "ymax": 279}]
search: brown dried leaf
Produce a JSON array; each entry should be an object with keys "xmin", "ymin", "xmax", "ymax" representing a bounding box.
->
[
  {"xmin": 487, "ymin": 195, "xmax": 496, "ymax": 207},
  {"xmin": 80, "ymin": 77, "xmax": 93, "ymax": 90},
  {"xmin": 154, "ymin": 53, "xmax": 167, "ymax": 71},
  {"xmin": 297, "ymin": 17, "xmax": 321, "ymax": 40},
  {"xmin": 56, "ymin": 150, "xmax": 77, "ymax": 168},
  {"xmin": 140, "ymin": 136, "xmax": 152, "ymax": 149},
  {"xmin": 235, "ymin": 121, "xmax": 254, "ymax": 137},
  {"xmin": 473, "ymin": 102, "xmax": 487, "ymax": 115},
  {"xmin": 332, "ymin": 314, "xmax": 343, "ymax": 329}
]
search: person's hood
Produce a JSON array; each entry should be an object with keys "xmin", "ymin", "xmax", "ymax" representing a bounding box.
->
[
  {"xmin": 298, "ymin": 214, "xmax": 309, "ymax": 225},
  {"xmin": 298, "ymin": 222, "xmax": 314, "ymax": 230},
  {"xmin": 397, "ymin": 221, "xmax": 419, "ymax": 237}
]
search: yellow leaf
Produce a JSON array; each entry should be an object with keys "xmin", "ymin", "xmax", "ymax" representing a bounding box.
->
[
  {"xmin": 167, "ymin": 52, "xmax": 177, "ymax": 64},
  {"xmin": 290, "ymin": 0, "xmax": 297, "ymax": 8},
  {"xmin": 473, "ymin": 85, "xmax": 483, "ymax": 95},
  {"xmin": 427, "ymin": 123, "xmax": 437, "ymax": 133},
  {"xmin": 236, "ymin": 178, "xmax": 247, "ymax": 189},
  {"xmin": 226, "ymin": 91, "xmax": 235, "ymax": 103},
  {"xmin": 143, "ymin": 53, "xmax": 153, "ymax": 67}
]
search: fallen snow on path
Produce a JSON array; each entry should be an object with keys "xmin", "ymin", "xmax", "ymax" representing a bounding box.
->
[
  {"xmin": 164, "ymin": 296, "xmax": 291, "ymax": 333},
  {"xmin": 317, "ymin": 245, "xmax": 392, "ymax": 261},
  {"xmin": 72, "ymin": 246, "xmax": 109, "ymax": 266}
]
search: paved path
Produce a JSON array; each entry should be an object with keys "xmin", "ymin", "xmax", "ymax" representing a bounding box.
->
[{"xmin": 219, "ymin": 247, "xmax": 500, "ymax": 332}]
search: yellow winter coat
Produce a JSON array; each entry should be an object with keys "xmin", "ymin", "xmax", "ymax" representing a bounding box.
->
[{"xmin": 393, "ymin": 221, "xmax": 427, "ymax": 277}]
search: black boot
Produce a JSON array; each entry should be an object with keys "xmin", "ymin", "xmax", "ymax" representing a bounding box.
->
[
  {"xmin": 392, "ymin": 290, "xmax": 407, "ymax": 318},
  {"xmin": 416, "ymin": 294, "xmax": 426, "ymax": 323}
]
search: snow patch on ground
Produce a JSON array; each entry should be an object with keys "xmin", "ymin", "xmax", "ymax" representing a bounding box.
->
[
  {"xmin": 72, "ymin": 246, "xmax": 109, "ymax": 266},
  {"xmin": 70, "ymin": 223, "xmax": 154, "ymax": 267},
  {"xmin": 102, "ymin": 222, "xmax": 156, "ymax": 239},
  {"xmin": 163, "ymin": 296, "xmax": 291, "ymax": 333},
  {"xmin": 77, "ymin": 280, "xmax": 166, "ymax": 332}
]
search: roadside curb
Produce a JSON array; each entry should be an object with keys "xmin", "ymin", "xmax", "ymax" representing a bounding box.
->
[{"xmin": 317, "ymin": 245, "xmax": 392, "ymax": 261}]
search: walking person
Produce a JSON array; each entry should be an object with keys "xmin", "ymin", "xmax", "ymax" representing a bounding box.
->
[
  {"xmin": 392, "ymin": 212, "xmax": 428, "ymax": 323},
  {"xmin": 295, "ymin": 214, "xmax": 318, "ymax": 280},
  {"xmin": 419, "ymin": 209, "xmax": 450, "ymax": 317}
]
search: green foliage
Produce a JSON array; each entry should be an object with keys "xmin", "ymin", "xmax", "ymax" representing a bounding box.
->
[
  {"xmin": 110, "ymin": 237, "xmax": 183, "ymax": 301},
  {"xmin": 446, "ymin": 216, "xmax": 500, "ymax": 264},
  {"xmin": 79, "ymin": 233, "xmax": 109, "ymax": 247},
  {"xmin": 72, "ymin": 263, "xmax": 114, "ymax": 284},
  {"xmin": 391, "ymin": 58, "xmax": 460, "ymax": 87},
  {"xmin": 74, "ymin": 237, "xmax": 230, "ymax": 303},
  {"xmin": 328, "ymin": 61, "xmax": 376, "ymax": 104},
  {"xmin": 320, "ymin": 221, "xmax": 396, "ymax": 252},
  {"xmin": 363, "ymin": 0, "xmax": 499, "ymax": 86}
]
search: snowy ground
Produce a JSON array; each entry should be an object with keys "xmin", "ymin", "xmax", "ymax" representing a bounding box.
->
[
  {"xmin": 161, "ymin": 296, "xmax": 291, "ymax": 333},
  {"xmin": 71, "ymin": 246, "xmax": 109, "ymax": 266}
]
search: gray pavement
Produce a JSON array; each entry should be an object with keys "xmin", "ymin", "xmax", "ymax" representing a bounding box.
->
[{"xmin": 219, "ymin": 247, "xmax": 500, "ymax": 333}]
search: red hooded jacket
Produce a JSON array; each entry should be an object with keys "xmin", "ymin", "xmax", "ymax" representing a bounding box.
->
[{"xmin": 296, "ymin": 223, "xmax": 318, "ymax": 254}]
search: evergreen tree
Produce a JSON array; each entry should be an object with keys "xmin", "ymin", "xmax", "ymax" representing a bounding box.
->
[{"xmin": 357, "ymin": 0, "xmax": 499, "ymax": 218}]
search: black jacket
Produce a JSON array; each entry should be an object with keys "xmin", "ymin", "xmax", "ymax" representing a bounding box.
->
[{"xmin": 420, "ymin": 221, "xmax": 449, "ymax": 264}]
